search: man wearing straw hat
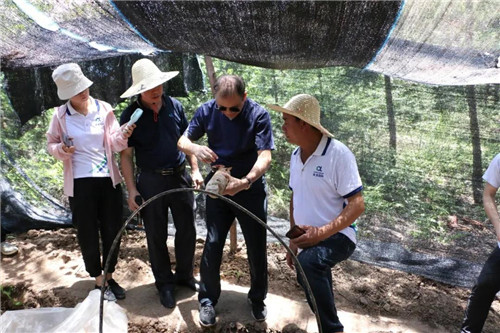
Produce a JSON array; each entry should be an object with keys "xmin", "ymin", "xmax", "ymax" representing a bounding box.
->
[
  {"xmin": 178, "ymin": 74, "xmax": 274, "ymax": 327},
  {"xmin": 120, "ymin": 58, "xmax": 203, "ymax": 309},
  {"xmin": 268, "ymin": 94, "xmax": 365, "ymax": 333}
]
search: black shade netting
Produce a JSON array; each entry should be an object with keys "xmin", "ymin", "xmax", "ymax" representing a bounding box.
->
[
  {"xmin": 2, "ymin": 52, "xmax": 204, "ymax": 125},
  {"xmin": 113, "ymin": 0, "xmax": 401, "ymax": 70}
]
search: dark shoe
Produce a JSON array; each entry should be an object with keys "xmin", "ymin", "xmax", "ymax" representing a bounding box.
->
[
  {"xmin": 95, "ymin": 285, "xmax": 117, "ymax": 302},
  {"xmin": 107, "ymin": 279, "xmax": 126, "ymax": 300},
  {"xmin": 248, "ymin": 298, "xmax": 267, "ymax": 321},
  {"xmin": 199, "ymin": 301, "xmax": 216, "ymax": 327},
  {"xmin": 176, "ymin": 277, "xmax": 200, "ymax": 292},
  {"xmin": 159, "ymin": 288, "xmax": 175, "ymax": 308}
]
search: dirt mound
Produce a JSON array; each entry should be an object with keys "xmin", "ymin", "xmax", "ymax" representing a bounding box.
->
[{"xmin": 1, "ymin": 228, "xmax": 499, "ymax": 332}]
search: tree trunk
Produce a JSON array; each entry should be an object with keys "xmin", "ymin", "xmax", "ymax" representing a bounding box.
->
[
  {"xmin": 204, "ymin": 56, "xmax": 217, "ymax": 96},
  {"xmin": 466, "ymin": 85, "xmax": 483, "ymax": 204},
  {"xmin": 494, "ymin": 84, "xmax": 499, "ymax": 105},
  {"xmin": 272, "ymin": 72, "xmax": 278, "ymax": 103},
  {"xmin": 384, "ymin": 75, "xmax": 397, "ymax": 165},
  {"xmin": 318, "ymin": 71, "xmax": 323, "ymax": 98}
]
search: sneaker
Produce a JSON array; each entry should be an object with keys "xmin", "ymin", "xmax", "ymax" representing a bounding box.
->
[
  {"xmin": 1, "ymin": 242, "xmax": 18, "ymax": 256},
  {"xmin": 248, "ymin": 298, "xmax": 267, "ymax": 321},
  {"xmin": 107, "ymin": 279, "xmax": 126, "ymax": 299},
  {"xmin": 199, "ymin": 301, "xmax": 216, "ymax": 327},
  {"xmin": 95, "ymin": 285, "xmax": 117, "ymax": 302}
]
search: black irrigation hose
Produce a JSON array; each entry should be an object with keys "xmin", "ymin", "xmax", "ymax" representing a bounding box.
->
[{"xmin": 99, "ymin": 188, "xmax": 322, "ymax": 333}]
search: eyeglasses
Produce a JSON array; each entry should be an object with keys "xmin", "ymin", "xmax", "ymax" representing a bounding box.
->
[{"xmin": 217, "ymin": 104, "xmax": 241, "ymax": 113}]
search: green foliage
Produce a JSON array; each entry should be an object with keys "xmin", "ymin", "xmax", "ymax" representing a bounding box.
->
[
  {"xmin": 0, "ymin": 285, "xmax": 23, "ymax": 307},
  {"xmin": 1, "ymin": 59, "xmax": 499, "ymax": 244}
]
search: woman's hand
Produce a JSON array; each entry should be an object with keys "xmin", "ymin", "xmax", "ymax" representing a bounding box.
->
[{"xmin": 61, "ymin": 142, "xmax": 75, "ymax": 154}]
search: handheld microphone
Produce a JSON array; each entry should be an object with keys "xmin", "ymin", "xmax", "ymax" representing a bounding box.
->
[{"xmin": 127, "ymin": 108, "xmax": 143, "ymax": 127}]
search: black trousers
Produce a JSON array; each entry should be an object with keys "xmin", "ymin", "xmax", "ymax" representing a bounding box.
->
[
  {"xmin": 1, "ymin": 226, "xmax": 7, "ymax": 242},
  {"xmin": 198, "ymin": 177, "xmax": 268, "ymax": 305},
  {"xmin": 136, "ymin": 170, "xmax": 196, "ymax": 291},
  {"xmin": 70, "ymin": 177, "xmax": 123, "ymax": 277},
  {"xmin": 461, "ymin": 246, "xmax": 500, "ymax": 333}
]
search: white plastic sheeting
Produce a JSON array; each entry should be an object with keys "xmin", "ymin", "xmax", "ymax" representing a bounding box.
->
[{"xmin": 0, "ymin": 290, "xmax": 127, "ymax": 333}]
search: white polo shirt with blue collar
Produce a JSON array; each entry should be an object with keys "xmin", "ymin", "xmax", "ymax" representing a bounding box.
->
[
  {"xmin": 483, "ymin": 153, "xmax": 500, "ymax": 189},
  {"xmin": 289, "ymin": 135, "xmax": 363, "ymax": 244}
]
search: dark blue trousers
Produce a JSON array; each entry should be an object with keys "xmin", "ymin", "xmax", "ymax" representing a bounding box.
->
[
  {"xmin": 137, "ymin": 170, "xmax": 196, "ymax": 291},
  {"xmin": 198, "ymin": 177, "xmax": 268, "ymax": 305},
  {"xmin": 296, "ymin": 233, "xmax": 356, "ymax": 333},
  {"xmin": 70, "ymin": 177, "xmax": 123, "ymax": 277},
  {"xmin": 461, "ymin": 246, "xmax": 500, "ymax": 333}
]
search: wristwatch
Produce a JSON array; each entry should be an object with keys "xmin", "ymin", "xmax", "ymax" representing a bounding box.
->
[{"xmin": 243, "ymin": 176, "xmax": 252, "ymax": 190}]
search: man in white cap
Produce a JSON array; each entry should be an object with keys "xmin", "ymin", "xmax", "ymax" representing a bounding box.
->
[
  {"xmin": 268, "ymin": 94, "xmax": 365, "ymax": 333},
  {"xmin": 461, "ymin": 152, "xmax": 500, "ymax": 333},
  {"xmin": 120, "ymin": 58, "xmax": 203, "ymax": 309}
]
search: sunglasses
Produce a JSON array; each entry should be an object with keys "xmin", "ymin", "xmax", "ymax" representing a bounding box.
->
[{"xmin": 217, "ymin": 104, "xmax": 241, "ymax": 113}]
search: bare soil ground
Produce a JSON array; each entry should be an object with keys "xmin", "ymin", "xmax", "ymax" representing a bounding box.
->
[{"xmin": 1, "ymin": 228, "xmax": 499, "ymax": 332}]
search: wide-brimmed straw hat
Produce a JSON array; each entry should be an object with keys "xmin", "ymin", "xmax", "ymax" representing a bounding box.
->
[
  {"xmin": 52, "ymin": 63, "xmax": 93, "ymax": 100},
  {"xmin": 120, "ymin": 58, "xmax": 179, "ymax": 98},
  {"xmin": 267, "ymin": 94, "xmax": 333, "ymax": 137}
]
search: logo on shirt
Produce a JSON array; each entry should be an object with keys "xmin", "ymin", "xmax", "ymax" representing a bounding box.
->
[
  {"xmin": 91, "ymin": 116, "xmax": 104, "ymax": 129},
  {"xmin": 89, "ymin": 156, "xmax": 109, "ymax": 174},
  {"xmin": 313, "ymin": 165, "xmax": 324, "ymax": 178}
]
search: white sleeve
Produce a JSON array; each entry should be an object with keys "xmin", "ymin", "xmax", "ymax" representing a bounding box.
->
[
  {"xmin": 483, "ymin": 153, "xmax": 500, "ymax": 189},
  {"xmin": 334, "ymin": 145, "xmax": 362, "ymax": 197}
]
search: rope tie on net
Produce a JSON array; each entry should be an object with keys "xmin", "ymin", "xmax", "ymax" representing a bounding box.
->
[{"xmin": 99, "ymin": 187, "xmax": 322, "ymax": 333}]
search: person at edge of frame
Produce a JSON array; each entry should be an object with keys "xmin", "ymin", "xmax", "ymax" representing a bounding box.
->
[{"xmin": 461, "ymin": 152, "xmax": 500, "ymax": 333}]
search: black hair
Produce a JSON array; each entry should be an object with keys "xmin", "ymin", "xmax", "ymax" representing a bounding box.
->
[{"xmin": 213, "ymin": 75, "xmax": 246, "ymax": 98}]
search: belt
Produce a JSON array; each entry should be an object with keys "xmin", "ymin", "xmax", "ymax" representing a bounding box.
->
[{"xmin": 139, "ymin": 162, "xmax": 186, "ymax": 176}]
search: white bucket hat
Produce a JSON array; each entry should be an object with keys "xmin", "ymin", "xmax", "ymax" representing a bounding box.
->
[
  {"xmin": 52, "ymin": 63, "xmax": 93, "ymax": 100},
  {"xmin": 120, "ymin": 58, "xmax": 179, "ymax": 98},
  {"xmin": 267, "ymin": 94, "xmax": 333, "ymax": 137}
]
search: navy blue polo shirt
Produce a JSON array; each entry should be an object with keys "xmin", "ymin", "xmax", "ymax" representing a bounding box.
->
[
  {"xmin": 185, "ymin": 98, "xmax": 275, "ymax": 178},
  {"xmin": 120, "ymin": 95, "xmax": 187, "ymax": 169}
]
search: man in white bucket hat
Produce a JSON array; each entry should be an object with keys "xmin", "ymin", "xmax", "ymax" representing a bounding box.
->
[
  {"xmin": 120, "ymin": 58, "xmax": 203, "ymax": 309},
  {"xmin": 268, "ymin": 94, "xmax": 365, "ymax": 333}
]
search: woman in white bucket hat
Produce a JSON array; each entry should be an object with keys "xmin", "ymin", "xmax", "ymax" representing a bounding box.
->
[{"xmin": 46, "ymin": 63, "xmax": 135, "ymax": 302}]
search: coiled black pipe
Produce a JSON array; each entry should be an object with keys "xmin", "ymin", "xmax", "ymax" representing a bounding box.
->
[{"xmin": 98, "ymin": 188, "xmax": 322, "ymax": 333}]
